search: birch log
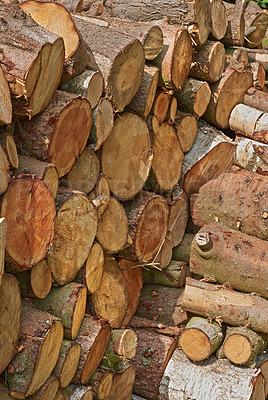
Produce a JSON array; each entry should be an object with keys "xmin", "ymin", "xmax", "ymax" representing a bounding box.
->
[{"xmin": 234, "ymin": 137, "xmax": 268, "ymax": 175}]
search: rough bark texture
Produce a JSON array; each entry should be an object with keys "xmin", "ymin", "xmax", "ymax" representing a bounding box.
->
[
  {"xmin": 143, "ymin": 260, "xmax": 189, "ymax": 288},
  {"xmin": 190, "ymin": 40, "xmax": 225, "ymax": 82},
  {"xmin": 244, "ymin": 87, "xmax": 268, "ymax": 113},
  {"xmin": 175, "ymin": 78, "xmax": 211, "ymax": 117},
  {"xmin": 209, "ymin": 0, "xmax": 228, "ymax": 40},
  {"xmin": 53, "ymin": 340, "xmax": 81, "ymax": 388},
  {"xmin": 69, "ymin": 385, "xmax": 93, "ymax": 400},
  {"xmin": 172, "ymin": 233, "xmax": 195, "ymax": 264},
  {"xmin": 234, "ymin": 137, "xmax": 268, "ymax": 175},
  {"xmin": 222, "ymin": 0, "xmax": 246, "ymax": 46},
  {"xmin": 174, "ymin": 112, "xmax": 198, "ymax": 153}
]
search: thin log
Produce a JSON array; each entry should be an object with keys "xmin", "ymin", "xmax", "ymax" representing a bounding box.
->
[
  {"xmin": 153, "ymin": 231, "xmax": 173, "ymax": 270},
  {"xmin": 53, "ymin": 340, "xmax": 81, "ymax": 388},
  {"xmin": 250, "ymin": 62, "xmax": 266, "ymax": 90},
  {"xmin": 225, "ymin": 47, "xmax": 249, "ymax": 65},
  {"xmin": 27, "ymin": 376, "xmax": 59, "ymax": 400},
  {"xmin": 69, "ymin": 385, "xmax": 93, "ymax": 400},
  {"xmin": 0, "ymin": 217, "xmax": 6, "ymax": 285},
  {"xmin": 174, "ymin": 112, "xmax": 198, "ymax": 153},
  {"xmin": 248, "ymin": 51, "xmax": 268, "ymax": 72},
  {"xmin": 54, "ymin": 387, "xmax": 70, "ymax": 400},
  {"xmin": 175, "ymin": 78, "xmax": 211, "ymax": 117},
  {"xmin": 234, "ymin": 136, "xmax": 268, "ymax": 175},
  {"xmin": 89, "ymin": 174, "xmax": 110, "ymax": 217},
  {"xmin": 244, "ymin": 1, "xmax": 268, "ymax": 48},
  {"xmin": 153, "ymin": 90, "xmax": 170, "ymax": 123},
  {"xmin": 0, "ymin": 64, "xmax": 12, "ymax": 125},
  {"xmin": 0, "ymin": 132, "xmax": 18, "ymax": 169},
  {"xmin": 222, "ymin": 0, "xmax": 246, "ymax": 46},
  {"xmin": 103, "ymin": 366, "xmax": 135, "ymax": 400},
  {"xmin": 172, "ymin": 233, "xmax": 194, "ymax": 264},
  {"xmin": 244, "ymin": 87, "xmax": 268, "ymax": 113},
  {"xmin": 143, "ymin": 260, "xmax": 189, "ymax": 288},
  {"xmin": 89, "ymin": 98, "xmax": 114, "ymax": 151},
  {"xmin": 0, "ymin": 144, "xmax": 9, "ymax": 195},
  {"xmin": 88, "ymin": 368, "xmax": 113, "ymax": 399},
  {"xmin": 166, "ymin": 96, "xmax": 177, "ymax": 123},
  {"xmin": 209, "ymin": 0, "xmax": 228, "ymax": 40}
]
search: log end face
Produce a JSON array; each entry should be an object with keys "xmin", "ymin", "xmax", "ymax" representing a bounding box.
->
[
  {"xmin": 179, "ymin": 328, "xmax": 211, "ymax": 361},
  {"xmin": 224, "ymin": 334, "xmax": 252, "ymax": 365},
  {"xmin": 143, "ymin": 26, "xmax": 164, "ymax": 60},
  {"xmin": 172, "ymin": 28, "xmax": 192, "ymax": 90}
]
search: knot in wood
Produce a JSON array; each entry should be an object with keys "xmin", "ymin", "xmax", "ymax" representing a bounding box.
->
[
  {"xmin": 261, "ymin": 210, "xmax": 268, "ymax": 220},
  {"xmin": 195, "ymin": 232, "xmax": 211, "ymax": 251}
]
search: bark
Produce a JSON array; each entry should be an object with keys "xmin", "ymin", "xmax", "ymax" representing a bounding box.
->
[
  {"xmin": 72, "ymin": 315, "xmax": 111, "ymax": 385},
  {"xmin": 0, "ymin": 143, "xmax": 9, "ymax": 195},
  {"xmin": 96, "ymin": 196, "xmax": 129, "ymax": 253},
  {"xmin": 0, "ymin": 217, "xmax": 6, "ymax": 285},
  {"xmin": 190, "ymin": 40, "xmax": 226, "ymax": 82},
  {"xmin": 0, "ymin": 64, "xmax": 12, "ymax": 125},
  {"xmin": 143, "ymin": 260, "xmax": 189, "ymax": 288},
  {"xmin": 175, "ymin": 78, "xmax": 211, "ymax": 117},
  {"xmin": 88, "ymin": 368, "xmax": 113, "ymax": 399},
  {"xmin": 234, "ymin": 136, "xmax": 268, "ymax": 175},
  {"xmin": 191, "ymin": 168, "xmax": 268, "ymax": 240},
  {"xmin": 256, "ymin": 349, "xmax": 268, "ymax": 398},
  {"xmin": 248, "ymin": 51, "xmax": 268, "ymax": 72},
  {"xmin": 13, "ymin": 90, "xmax": 92, "ymax": 178},
  {"xmin": 172, "ymin": 233, "xmax": 195, "ymax": 264},
  {"xmin": 0, "ymin": 383, "xmax": 18, "ymax": 400},
  {"xmin": 181, "ymin": 277, "xmax": 268, "ymax": 334},
  {"xmin": 69, "ymin": 385, "xmax": 93, "ymax": 400},
  {"xmin": 203, "ymin": 66, "xmax": 253, "ymax": 129},
  {"xmin": 46, "ymin": 187, "xmax": 97, "ymax": 286},
  {"xmin": 61, "ymin": 147, "xmax": 100, "ymax": 193},
  {"xmin": 53, "ymin": 340, "xmax": 81, "ymax": 388},
  {"xmin": 27, "ymin": 376, "xmax": 59, "ymax": 400},
  {"xmin": 151, "ymin": 25, "xmax": 192, "ymax": 90},
  {"xmin": 89, "ymin": 174, "xmax": 110, "ymax": 217},
  {"xmin": 250, "ymin": 62, "xmax": 266, "ymax": 90},
  {"xmin": 225, "ymin": 47, "xmax": 249, "ymax": 65},
  {"xmin": 103, "ymin": 366, "xmax": 135, "ymax": 400},
  {"xmin": 89, "ymin": 98, "xmax": 114, "ymax": 151},
  {"xmin": 244, "ymin": 0, "xmax": 268, "ymax": 48},
  {"xmin": 101, "ymin": 112, "xmax": 152, "ymax": 200},
  {"xmin": 209, "ymin": 0, "xmax": 228, "ymax": 40},
  {"xmin": 88, "ymin": 255, "xmax": 128, "ymax": 328},
  {"xmin": 180, "ymin": 120, "xmax": 235, "ymax": 195},
  {"xmin": 34, "ymin": 282, "xmax": 87, "ymax": 340},
  {"xmin": 244, "ymin": 87, "xmax": 268, "ymax": 113},
  {"xmin": 174, "ymin": 112, "xmax": 198, "ymax": 153},
  {"xmin": 0, "ymin": 273, "xmax": 21, "ymax": 374},
  {"xmin": 222, "ymin": 0, "xmax": 246, "ymax": 46},
  {"xmin": 0, "ymin": 132, "xmax": 18, "ymax": 169},
  {"xmin": 0, "ymin": 3, "xmax": 64, "ymax": 117},
  {"xmin": 153, "ymin": 90, "xmax": 170, "ymax": 123},
  {"xmin": 73, "ymin": 14, "xmax": 145, "ymax": 112},
  {"xmin": 1, "ymin": 175, "xmax": 55, "ymax": 269}
]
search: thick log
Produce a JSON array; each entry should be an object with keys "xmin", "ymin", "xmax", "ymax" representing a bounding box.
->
[
  {"xmin": 153, "ymin": 90, "xmax": 170, "ymax": 123},
  {"xmin": 181, "ymin": 277, "xmax": 268, "ymax": 334},
  {"xmin": 234, "ymin": 137, "xmax": 268, "ymax": 175},
  {"xmin": 88, "ymin": 368, "xmax": 113, "ymax": 399},
  {"xmin": 203, "ymin": 66, "xmax": 253, "ymax": 129},
  {"xmin": 222, "ymin": 0, "xmax": 246, "ymax": 46},
  {"xmin": 14, "ymin": 91, "xmax": 92, "ymax": 178},
  {"xmin": 101, "ymin": 112, "xmax": 152, "ymax": 200},
  {"xmin": 131, "ymin": 328, "xmax": 179, "ymax": 400},
  {"xmin": 190, "ymin": 40, "xmax": 225, "ymax": 82},
  {"xmin": 53, "ymin": 340, "xmax": 81, "ymax": 388},
  {"xmin": 6, "ymin": 299, "xmax": 64, "ymax": 399},
  {"xmin": 229, "ymin": 104, "xmax": 268, "ymax": 144},
  {"xmin": 244, "ymin": 1, "xmax": 268, "ymax": 48},
  {"xmin": 69, "ymin": 385, "xmax": 93, "ymax": 400},
  {"xmin": 103, "ymin": 366, "xmax": 135, "ymax": 400},
  {"xmin": 89, "ymin": 174, "xmax": 110, "ymax": 218},
  {"xmin": 74, "ymin": 14, "xmax": 145, "ymax": 112},
  {"xmin": 143, "ymin": 260, "xmax": 189, "ymax": 288},
  {"xmin": 34, "ymin": 282, "xmax": 87, "ymax": 340},
  {"xmin": 244, "ymin": 87, "xmax": 268, "ymax": 113},
  {"xmin": 175, "ymin": 78, "xmax": 211, "ymax": 117},
  {"xmin": 0, "ymin": 65, "xmax": 12, "ymax": 125},
  {"xmin": 88, "ymin": 255, "xmax": 128, "ymax": 328},
  {"xmin": 89, "ymin": 98, "xmax": 114, "ymax": 151},
  {"xmin": 172, "ymin": 233, "xmax": 194, "ymax": 264},
  {"xmin": 250, "ymin": 62, "xmax": 266, "ymax": 90},
  {"xmin": 180, "ymin": 120, "xmax": 235, "ymax": 195},
  {"xmin": 191, "ymin": 169, "xmax": 268, "ymax": 240},
  {"xmin": 27, "ymin": 376, "xmax": 59, "ymax": 400},
  {"xmin": 0, "ymin": 273, "xmax": 21, "ymax": 374},
  {"xmin": 73, "ymin": 315, "xmax": 111, "ymax": 385},
  {"xmin": 173, "ymin": 112, "xmax": 198, "ymax": 153},
  {"xmin": 46, "ymin": 187, "xmax": 97, "ymax": 286},
  {"xmin": 151, "ymin": 26, "xmax": 192, "ymax": 90},
  {"xmin": 209, "ymin": 0, "xmax": 228, "ymax": 40},
  {"xmin": 0, "ymin": 4, "xmax": 64, "ymax": 117},
  {"xmin": 0, "ymin": 143, "xmax": 9, "ymax": 195},
  {"xmin": 0, "ymin": 217, "xmax": 6, "ymax": 285},
  {"xmin": 0, "ymin": 132, "xmax": 19, "ymax": 170},
  {"xmin": 135, "ymin": 284, "xmax": 187, "ymax": 326},
  {"xmin": 159, "ymin": 348, "xmax": 265, "ymax": 400},
  {"xmin": 96, "ymin": 196, "xmax": 128, "ymax": 253},
  {"xmin": 1, "ymin": 175, "xmax": 55, "ymax": 269}
]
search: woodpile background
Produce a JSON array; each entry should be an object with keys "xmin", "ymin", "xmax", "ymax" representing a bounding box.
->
[{"xmin": 0, "ymin": 0, "xmax": 268, "ymax": 399}]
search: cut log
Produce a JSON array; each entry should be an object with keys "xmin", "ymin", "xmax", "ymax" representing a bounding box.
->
[
  {"xmin": 0, "ymin": 273, "xmax": 21, "ymax": 374},
  {"xmin": 89, "ymin": 98, "xmax": 114, "ymax": 151},
  {"xmin": 209, "ymin": 0, "xmax": 228, "ymax": 40},
  {"xmin": 88, "ymin": 255, "xmax": 128, "ymax": 328},
  {"xmin": 0, "ymin": 3, "xmax": 64, "ymax": 117},
  {"xmin": 101, "ymin": 112, "xmax": 152, "ymax": 200},
  {"xmin": 0, "ymin": 143, "xmax": 9, "ymax": 195},
  {"xmin": 72, "ymin": 315, "xmax": 111, "ymax": 385},
  {"xmin": 191, "ymin": 169, "xmax": 268, "ymax": 240},
  {"xmin": 250, "ymin": 62, "xmax": 266, "ymax": 90},
  {"xmin": 34, "ymin": 282, "xmax": 87, "ymax": 340},
  {"xmin": 151, "ymin": 26, "xmax": 192, "ymax": 90},
  {"xmin": 27, "ymin": 376, "xmax": 59, "ymax": 400},
  {"xmin": 175, "ymin": 78, "xmax": 211, "ymax": 118},
  {"xmin": 103, "ymin": 366, "xmax": 135, "ymax": 400},
  {"xmin": 172, "ymin": 233, "xmax": 194, "ymax": 264},
  {"xmin": 14, "ymin": 259, "xmax": 52, "ymax": 299},
  {"xmin": 190, "ymin": 40, "xmax": 225, "ymax": 82},
  {"xmin": 54, "ymin": 387, "xmax": 70, "ymax": 400},
  {"xmin": 143, "ymin": 260, "xmax": 189, "ymax": 288},
  {"xmin": 88, "ymin": 368, "xmax": 113, "ymax": 400},
  {"xmin": 244, "ymin": 1, "xmax": 268, "ymax": 48},
  {"xmin": 60, "ymin": 147, "xmax": 100, "ymax": 193},
  {"xmin": 248, "ymin": 50, "xmax": 268, "ymax": 72},
  {"xmin": 159, "ymin": 348, "xmax": 265, "ymax": 400},
  {"xmin": 131, "ymin": 328, "xmax": 179, "ymax": 400},
  {"xmin": 128, "ymin": 65, "xmax": 159, "ymax": 119},
  {"xmin": 69, "ymin": 385, "xmax": 93, "ymax": 400},
  {"xmin": 118, "ymin": 191, "xmax": 169, "ymax": 263},
  {"xmin": 61, "ymin": 69, "xmax": 104, "ymax": 109},
  {"xmin": 15, "ymin": 155, "xmax": 58, "ymax": 199},
  {"xmin": 0, "ymin": 217, "xmax": 6, "ymax": 286},
  {"xmin": 181, "ymin": 277, "xmax": 268, "ymax": 334},
  {"xmin": 46, "ymin": 187, "xmax": 97, "ymax": 286},
  {"xmin": 229, "ymin": 104, "xmax": 268, "ymax": 144},
  {"xmin": 6, "ymin": 299, "xmax": 64, "ymax": 399},
  {"xmin": 153, "ymin": 231, "xmax": 173, "ymax": 270},
  {"xmin": 50, "ymin": 0, "xmax": 83, "ymax": 12},
  {"xmin": 203, "ymin": 66, "xmax": 253, "ymax": 129},
  {"xmin": 190, "ymin": 223, "xmax": 268, "ymax": 299},
  {"xmin": 173, "ymin": 112, "xmax": 198, "ymax": 153},
  {"xmin": 0, "ymin": 64, "xmax": 12, "ymax": 125},
  {"xmin": 244, "ymin": 87, "xmax": 268, "ymax": 113},
  {"xmin": 53, "ymin": 340, "xmax": 81, "ymax": 388},
  {"xmin": 74, "ymin": 242, "xmax": 104, "ymax": 295},
  {"xmin": 166, "ymin": 96, "xmax": 177, "ymax": 123},
  {"xmin": 234, "ymin": 137, "xmax": 268, "ymax": 175},
  {"xmin": 256, "ymin": 347, "xmax": 268, "ymax": 398},
  {"xmin": 89, "ymin": 174, "xmax": 110, "ymax": 217},
  {"xmin": 0, "ymin": 132, "xmax": 19, "ymax": 170},
  {"xmin": 96, "ymin": 196, "xmax": 129, "ymax": 253},
  {"xmin": 222, "ymin": 0, "xmax": 246, "ymax": 46},
  {"xmin": 13, "ymin": 91, "xmax": 92, "ymax": 178},
  {"xmin": 1, "ymin": 175, "xmax": 55, "ymax": 269},
  {"xmin": 180, "ymin": 120, "xmax": 235, "ymax": 195},
  {"xmin": 153, "ymin": 90, "xmax": 170, "ymax": 123},
  {"xmin": 73, "ymin": 14, "xmax": 145, "ymax": 112},
  {"xmin": 135, "ymin": 284, "xmax": 187, "ymax": 326},
  {"xmin": 225, "ymin": 47, "xmax": 249, "ymax": 65}
]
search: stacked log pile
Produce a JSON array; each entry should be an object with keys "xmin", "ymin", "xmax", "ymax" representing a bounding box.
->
[{"xmin": 0, "ymin": 0, "xmax": 268, "ymax": 399}]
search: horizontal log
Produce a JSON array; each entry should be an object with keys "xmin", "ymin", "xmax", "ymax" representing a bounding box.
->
[
  {"xmin": 244, "ymin": 0, "xmax": 268, "ymax": 48},
  {"xmin": 172, "ymin": 233, "xmax": 194, "ymax": 264},
  {"xmin": 175, "ymin": 78, "xmax": 211, "ymax": 117},
  {"xmin": 234, "ymin": 136, "xmax": 268, "ymax": 175},
  {"xmin": 143, "ymin": 260, "xmax": 189, "ymax": 288},
  {"xmin": 190, "ymin": 40, "xmax": 225, "ymax": 82},
  {"xmin": 53, "ymin": 340, "xmax": 81, "ymax": 388},
  {"xmin": 244, "ymin": 87, "xmax": 268, "ymax": 113}
]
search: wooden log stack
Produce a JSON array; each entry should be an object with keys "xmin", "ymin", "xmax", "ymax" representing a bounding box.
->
[{"xmin": 0, "ymin": 0, "xmax": 268, "ymax": 399}]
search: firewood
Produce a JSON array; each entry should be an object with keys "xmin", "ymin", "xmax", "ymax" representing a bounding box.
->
[
  {"xmin": 153, "ymin": 231, "xmax": 173, "ymax": 270},
  {"xmin": 173, "ymin": 112, "xmax": 198, "ymax": 153},
  {"xmin": 88, "ymin": 255, "xmax": 128, "ymax": 328},
  {"xmin": 46, "ymin": 187, "xmax": 97, "ymax": 286},
  {"xmin": 6, "ymin": 299, "xmax": 64, "ymax": 399},
  {"xmin": 234, "ymin": 137, "xmax": 268, "ymax": 175},
  {"xmin": 203, "ymin": 65, "xmax": 253, "ymax": 129},
  {"xmin": 89, "ymin": 98, "xmax": 114, "ymax": 151},
  {"xmin": 180, "ymin": 120, "xmax": 235, "ymax": 195},
  {"xmin": 27, "ymin": 376, "xmax": 59, "ymax": 400},
  {"xmin": 248, "ymin": 49, "xmax": 268, "ymax": 72},
  {"xmin": 0, "ymin": 65, "xmax": 12, "ymax": 125},
  {"xmin": 101, "ymin": 112, "xmax": 152, "ymax": 200},
  {"xmin": 69, "ymin": 385, "xmax": 93, "ymax": 399},
  {"xmin": 103, "ymin": 366, "xmax": 135, "ymax": 400},
  {"xmin": 244, "ymin": 1, "xmax": 268, "ymax": 48},
  {"xmin": 159, "ymin": 348, "xmax": 266, "ymax": 400},
  {"xmin": 55, "ymin": 387, "xmax": 70, "ymax": 400},
  {"xmin": 53, "ymin": 340, "xmax": 81, "ymax": 388},
  {"xmin": 229, "ymin": 104, "xmax": 268, "ymax": 144},
  {"xmin": 153, "ymin": 90, "xmax": 170, "ymax": 123},
  {"xmin": 72, "ymin": 315, "xmax": 111, "ymax": 385},
  {"xmin": 0, "ymin": 4, "xmax": 64, "ymax": 118},
  {"xmin": 0, "ymin": 383, "xmax": 18, "ymax": 400},
  {"xmin": 143, "ymin": 260, "xmax": 189, "ymax": 288},
  {"xmin": 15, "ymin": 155, "xmax": 58, "ymax": 199},
  {"xmin": 151, "ymin": 25, "xmax": 192, "ymax": 90},
  {"xmin": 88, "ymin": 368, "xmax": 113, "ymax": 399},
  {"xmin": 89, "ymin": 174, "xmax": 110, "ymax": 217},
  {"xmin": 34, "ymin": 282, "xmax": 87, "ymax": 340},
  {"xmin": 225, "ymin": 47, "xmax": 249, "ymax": 65},
  {"xmin": 129, "ymin": 65, "xmax": 159, "ymax": 119},
  {"xmin": 0, "ymin": 143, "xmax": 9, "ymax": 195},
  {"xmin": 2, "ymin": 175, "xmax": 55, "ymax": 270},
  {"xmin": 73, "ymin": 14, "xmax": 145, "ymax": 112},
  {"xmin": 209, "ymin": 0, "xmax": 228, "ymax": 40},
  {"xmin": 0, "ymin": 133, "xmax": 18, "ymax": 170},
  {"xmin": 181, "ymin": 277, "xmax": 268, "ymax": 334},
  {"xmin": 190, "ymin": 40, "xmax": 225, "ymax": 83},
  {"xmin": 165, "ymin": 187, "xmax": 189, "ymax": 248},
  {"xmin": 244, "ymin": 87, "xmax": 268, "ymax": 113},
  {"xmin": 52, "ymin": 0, "xmax": 83, "ymax": 12},
  {"xmin": 256, "ymin": 348, "xmax": 268, "ymax": 398},
  {"xmin": 0, "ymin": 217, "xmax": 6, "ymax": 285},
  {"xmin": 222, "ymin": 0, "xmax": 247, "ymax": 46},
  {"xmin": 172, "ymin": 233, "xmax": 194, "ymax": 264},
  {"xmin": 0, "ymin": 273, "xmax": 21, "ymax": 374},
  {"xmin": 13, "ymin": 91, "xmax": 92, "ymax": 178},
  {"xmin": 250, "ymin": 62, "xmax": 266, "ymax": 90},
  {"xmin": 191, "ymin": 169, "xmax": 268, "ymax": 240},
  {"xmin": 166, "ymin": 97, "xmax": 177, "ymax": 123},
  {"xmin": 175, "ymin": 78, "xmax": 211, "ymax": 117}
]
